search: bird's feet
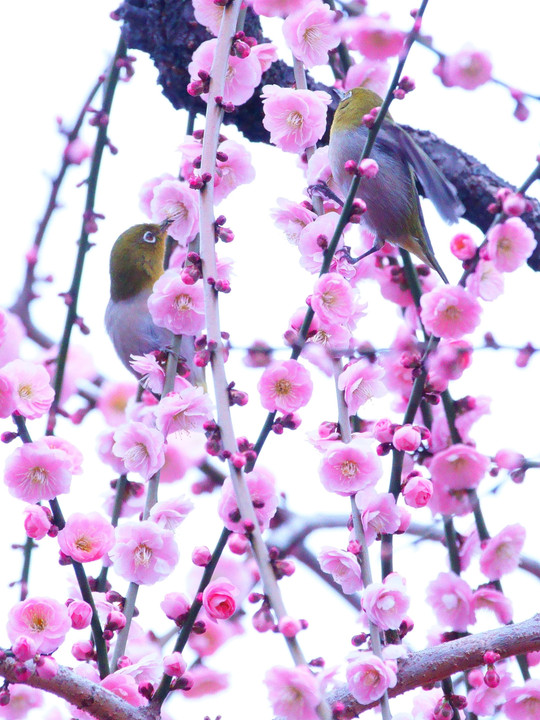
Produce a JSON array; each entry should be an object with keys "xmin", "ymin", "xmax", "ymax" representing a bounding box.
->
[
  {"xmin": 307, "ymin": 181, "xmax": 344, "ymax": 207},
  {"xmin": 338, "ymin": 238, "xmax": 385, "ymax": 265}
]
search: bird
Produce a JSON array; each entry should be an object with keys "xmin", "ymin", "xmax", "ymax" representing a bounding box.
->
[
  {"xmin": 105, "ymin": 222, "xmax": 203, "ymax": 386},
  {"xmin": 328, "ymin": 87, "xmax": 464, "ymax": 283}
]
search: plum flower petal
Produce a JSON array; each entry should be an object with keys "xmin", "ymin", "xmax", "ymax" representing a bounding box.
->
[
  {"xmin": 155, "ymin": 388, "xmax": 213, "ymax": 436},
  {"xmin": 429, "ymin": 444, "xmax": 489, "ymax": 490},
  {"xmin": 346, "ymin": 653, "xmax": 397, "ymax": 704},
  {"xmin": 356, "ymin": 491, "xmax": 401, "ymax": 545},
  {"xmin": 149, "ymin": 179, "xmax": 199, "ymax": 245},
  {"xmin": 362, "ymin": 573, "xmax": 410, "ymax": 630},
  {"xmin": 420, "ymin": 285, "xmax": 481, "ymax": 340},
  {"xmin": 319, "ymin": 439, "xmax": 381, "ymax": 496},
  {"xmin": 112, "ymin": 421, "xmax": 165, "ymax": 481},
  {"xmin": 265, "ymin": 665, "xmax": 321, "ymax": 720},
  {"xmin": 7, "ymin": 596, "xmax": 71, "ymax": 653},
  {"xmin": 148, "ymin": 270, "xmax": 206, "ymax": 336},
  {"xmin": 4, "ymin": 440, "xmax": 72, "ymax": 502},
  {"xmin": 486, "ymin": 217, "xmax": 535, "ymax": 273},
  {"xmin": 262, "ymin": 85, "xmax": 331, "ymax": 154},
  {"xmin": 57, "ymin": 512, "xmax": 115, "ymax": 563},
  {"xmin": 258, "ymin": 359, "xmax": 313, "ymax": 413},
  {"xmin": 311, "ymin": 272, "xmax": 366, "ymax": 329},
  {"xmin": 110, "ymin": 520, "xmax": 179, "ymax": 585},
  {"xmin": 426, "ymin": 571, "xmax": 476, "ymax": 631},
  {"xmin": 218, "ymin": 468, "xmax": 277, "ymax": 533},
  {"xmin": 437, "ymin": 47, "xmax": 492, "ymax": 90},
  {"xmin": 318, "ymin": 547, "xmax": 362, "ymax": 594},
  {"xmin": 338, "ymin": 358, "xmax": 386, "ymax": 413},
  {"xmin": 283, "ymin": 1, "xmax": 340, "ymax": 69},
  {"xmin": 504, "ymin": 678, "xmax": 540, "ymax": 720},
  {"xmin": 342, "ymin": 14, "xmax": 405, "ymax": 60},
  {"xmin": 3, "ymin": 359, "xmax": 54, "ymax": 420},
  {"xmin": 479, "ymin": 523, "xmax": 526, "ymax": 581}
]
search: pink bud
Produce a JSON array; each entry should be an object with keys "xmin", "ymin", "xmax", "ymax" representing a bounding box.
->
[
  {"xmin": 163, "ymin": 651, "xmax": 187, "ymax": 677},
  {"xmin": 228, "ymin": 533, "xmax": 249, "ymax": 555},
  {"xmin": 484, "ymin": 667, "xmax": 500, "ymax": 688},
  {"xmin": 203, "ymin": 579, "xmax": 238, "ymax": 620},
  {"xmin": 278, "ymin": 616, "xmax": 302, "ymax": 638},
  {"xmin": 72, "ymin": 640, "xmax": 95, "ymax": 661},
  {"xmin": 161, "ymin": 592, "xmax": 191, "ymax": 622},
  {"xmin": 192, "ymin": 546, "xmax": 212, "ymax": 566},
  {"xmin": 12, "ymin": 635, "xmax": 38, "ymax": 661},
  {"xmin": 502, "ymin": 192, "xmax": 527, "ymax": 217},
  {"xmin": 68, "ymin": 600, "xmax": 93, "ymax": 630},
  {"xmin": 107, "ymin": 610, "xmax": 126, "ymax": 631},
  {"xmin": 373, "ymin": 418, "xmax": 394, "ymax": 443},
  {"xmin": 359, "ymin": 159, "xmax": 379, "ymax": 178},
  {"xmin": 450, "ymin": 233, "xmax": 477, "ymax": 260},
  {"xmin": 36, "ymin": 655, "xmax": 58, "ymax": 679},
  {"xmin": 392, "ymin": 424, "xmax": 422, "ymax": 452},
  {"xmin": 23, "ymin": 505, "xmax": 52, "ymax": 540},
  {"xmin": 252, "ymin": 606, "xmax": 275, "ymax": 633},
  {"xmin": 402, "ymin": 475, "xmax": 433, "ymax": 508},
  {"xmin": 495, "ymin": 449, "xmax": 524, "ymax": 470}
]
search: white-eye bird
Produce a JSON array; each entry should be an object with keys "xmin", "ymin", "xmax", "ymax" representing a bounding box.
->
[
  {"xmin": 105, "ymin": 223, "xmax": 202, "ymax": 385},
  {"xmin": 328, "ymin": 87, "xmax": 464, "ymax": 282}
]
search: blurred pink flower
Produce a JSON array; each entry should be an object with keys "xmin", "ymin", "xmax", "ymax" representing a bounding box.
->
[
  {"xmin": 163, "ymin": 651, "xmax": 187, "ymax": 677},
  {"xmin": 392, "ymin": 424, "xmax": 422, "ymax": 452},
  {"xmin": 473, "ymin": 586, "xmax": 513, "ymax": 624},
  {"xmin": 3, "ymin": 359, "xmax": 54, "ymax": 420},
  {"xmin": 265, "ymin": 665, "xmax": 321, "ymax": 720},
  {"xmin": 101, "ymin": 672, "xmax": 146, "ymax": 707},
  {"xmin": 450, "ymin": 232, "xmax": 477, "ymax": 260},
  {"xmin": 346, "ymin": 653, "xmax": 397, "ymax": 704},
  {"xmin": 0, "ymin": 369, "xmax": 19, "ymax": 418},
  {"xmin": 150, "ymin": 179, "xmax": 199, "ymax": 244},
  {"xmin": 148, "ymin": 270, "xmax": 206, "ymax": 336},
  {"xmin": 0, "ymin": 684, "xmax": 43, "ymax": 719},
  {"xmin": 342, "ymin": 14, "xmax": 405, "ymax": 60},
  {"xmin": 192, "ymin": 0, "xmax": 224, "ymax": 35},
  {"xmin": 0, "ymin": 309, "xmax": 25, "ymax": 366},
  {"xmin": 149, "ymin": 495, "xmax": 193, "ymax": 531},
  {"xmin": 160, "ymin": 435, "xmax": 204, "ymax": 483},
  {"xmin": 487, "ymin": 218, "xmax": 535, "ymax": 273},
  {"xmin": 4, "ymin": 440, "xmax": 72, "ymax": 502},
  {"xmin": 181, "ymin": 666, "xmax": 228, "ymax": 698},
  {"xmin": 420, "ymin": 285, "xmax": 481, "ymax": 340},
  {"xmin": 426, "ymin": 571, "xmax": 476, "ymax": 631},
  {"xmin": 258, "ymin": 359, "xmax": 313, "ymax": 413},
  {"xmin": 7, "ymin": 596, "xmax": 71, "ymax": 653},
  {"xmin": 58, "ymin": 512, "xmax": 115, "ymax": 563},
  {"xmin": 64, "ymin": 138, "xmax": 92, "ymax": 164},
  {"xmin": 110, "ymin": 520, "xmax": 178, "ymax": 585},
  {"xmin": 155, "ymin": 388, "xmax": 213, "ymax": 436},
  {"xmin": 250, "ymin": 0, "xmax": 311, "ymax": 17},
  {"xmin": 218, "ymin": 468, "xmax": 277, "ymax": 533},
  {"xmin": 356, "ymin": 491, "xmax": 401, "ymax": 545},
  {"xmin": 504, "ymin": 679, "xmax": 540, "ymax": 720},
  {"xmin": 427, "ymin": 339, "xmax": 473, "ymax": 392},
  {"xmin": 262, "ymin": 85, "xmax": 331, "ymax": 153},
  {"xmin": 362, "ymin": 573, "xmax": 410, "ymax": 630},
  {"xmin": 189, "ymin": 611, "xmax": 243, "ymax": 657},
  {"xmin": 203, "ymin": 578, "xmax": 238, "ymax": 621},
  {"xmin": 113, "ymin": 421, "xmax": 165, "ymax": 481},
  {"xmin": 96, "ymin": 430, "xmax": 128, "ymax": 475},
  {"xmin": 319, "ymin": 439, "xmax": 381, "ymax": 496},
  {"xmin": 283, "ymin": 1, "xmax": 339, "ymax": 68},
  {"xmin": 97, "ymin": 381, "xmax": 137, "ymax": 427},
  {"xmin": 479, "ymin": 524, "xmax": 526, "ymax": 581},
  {"xmin": 161, "ymin": 592, "xmax": 190, "ymax": 622},
  {"xmin": 436, "ymin": 47, "xmax": 492, "ymax": 90},
  {"xmin": 318, "ymin": 547, "xmax": 363, "ymax": 594},
  {"xmin": 344, "ymin": 59, "xmax": 391, "ymax": 95},
  {"xmin": 466, "ymin": 259, "xmax": 504, "ymax": 301},
  {"xmin": 495, "ymin": 449, "xmax": 525, "ymax": 471},
  {"xmin": 429, "ymin": 443, "xmax": 489, "ymax": 490},
  {"xmin": 468, "ymin": 663, "xmax": 512, "ymax": 715}
]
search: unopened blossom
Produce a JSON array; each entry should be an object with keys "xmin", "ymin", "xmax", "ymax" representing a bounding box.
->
[
  {"xmin": 319, "ymin": 439, "xmax": 381, "ymax": 496},
  {"xmin": 163, "ymin": 652, "xmax": 187, "ymax": 677},
  {"xmin": 346, "ymin": 653, "xmax": 397, "ymax": 704},
  {"xmin": 161, "ymin": 592, "xmax": 190, "ymax": 622},
  {"xmin": 12, "ymin": 635, "xmax": 38, "ymax": 661},
  {"xmin": 356, "ymin": 491, "xmax": 401, "ymax": 545},
  {"xmin": 298, "ymin": 212, "xmax": 343, "ymax": 273},
  {"xmin": 311, "ymin": 272, "xmax": 366, "ymax": 328},
  {"xmin": 437, "ymin": 47, "xmax": 492, "ymax": 90},
  {"xmin": 262, "ymin": 85, "xmax": 331, "ymax": 153},
  {"xmin": 149, "ymin": 495, "xmax": 194, "ymax": 531},
  {"xmin": 189, "ymin": 38, "xmax": 262, "ymax": 106},
  {"xmin": 344, "ymin": 59, "xmax": 391, "ymax": 96},
  {"xmin": 251, "ymin": 0, "xmax": 311, "ymax": 17},
  {"xmin": 148, "ymin": 270, "xmax": 205, "ymax": 336},
  {"xmin": 110, "ymin": 520, "xmax": 179, "ymax": 585},
  {"xmin": 155, "ymin": 387, "xmax": 213, "ymax": 436},
  {"xmin": 466, "ymin": 259, "xmax": 505, "ymax": 301},
  {"xmin": 420, "ymin": 285, "xmax": 481, "ymax": 339},
  {"xmin": 426, "ymin": 571, "xmax": 476, "ymax": 631},
  {"xmin": 318, "ymin": 547, "xmax": 363, "ymax": 594},
  {"xmin": 392, "ymin": 425, "xmax": 422, "ymax": 452},
  {"xmin": 283, "ymin": 1, "xmax": 339, "ymax": 68},
  {"xmin": 7, "ymin": 596, "xmax": 71, "ymax": 653},
  {"xmin": 4, "ymin": 440, "xmax": 72, "ymax": 502},
  {"xmin": 3, "ymin": 359, "xmax": 54, "ymax": 420},
  {"xmin": 504, "ymin": 679, "xmax": 540, "ymax": 720},
  {"xmin": 96, "ymin": 381, "xmax": 137, "ymax": 426},
  {"xmin": 64, "ymin": 138, "xmax": 92, "ymax": 164},
  {"xmin": 101, "ymin": 672, "xmax": 146, "ymax": 707},
  {"xmin": 342, "ymin": 14, "xmax": 405, "ymax": 60},
  {"xmin": 473, "ymin": 586, "xmax": 513, "ymax": 624},
  {"xmin": 450, "ymin": 232, "xmax": 477, "ymax": 260},
  {"xmin": 495, "ymin": 449, "xmax": 525, "ymax": 471},
  {"xmin": 468, "ymin": 664, "xmax": 512, "ymax": 716},
  {"xmin": 271, "ymin": 198, "xmax": 317, "ymax": 245},
  {"xmin": 338, "ymin": 358, "xmax": 386, "ymax": 412},
  {"xmin": 0, "ymin": 368, "xmax": 18, "ymax": 418},
  {"xmin": 23, "ymin": 504, "xmax": 52, "ymax": 540},
  {"xmin": 112, "ymin": 421, "xmax": 165, "ymax": 481},
  {"xmin": 429, "ymin": 444, "xmax": 489, "ymax": 490},
  {"xmin": 479, "ymin": 524, "xmax": 526, "ymax": 580},
  {"xmin": 402, "ymin": 475, "xmax": 433, "ymax": 508},
  {"xmin": 258, "ymin": 359, "xmax": 313, "ymax": 413},
  {"xmin": 203, "ymin": 578, "xmax": 238, "ymax": 621},
  {"xmin": 265, "ymin": 665, "xmax": 321, "ymax": 720},
  {"xmin": 149, "ymin": 179, "xmax": 199, "ymax": 244},
  {"xmin": 68, "ymin": 600, "xmax": 93, "ymax": 630},
  {"xmin": 218, "ymin": 468, "xmax": 278, "ymax": 533},
  {"xmin": 57, "ymin": 512, "xmax": 115, "ymax": 563},
  {"xmin": 362, "ymin": 573, "xmax": 410, "ymax": 630},
  {"xmin": 487, "ymin": 217, "xmax": 535, "ymax": 273}
]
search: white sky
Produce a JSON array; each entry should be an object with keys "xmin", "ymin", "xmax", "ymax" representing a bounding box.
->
[{"xmin": 2, "ymin": 1, "xmax": 540, "ymax": 718}]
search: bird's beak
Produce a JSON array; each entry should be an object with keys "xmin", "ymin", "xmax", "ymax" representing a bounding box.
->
[
  {"xmin": 159, "ymin": 217, "xmax": 174, "ymax": 233},
  {"xmin": 333, "ymin": 87, "xmax": 349, "ymax": 102}
]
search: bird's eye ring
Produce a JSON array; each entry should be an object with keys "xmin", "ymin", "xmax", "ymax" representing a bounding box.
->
[{"xmin": 142, "ymin": 231, "xmax": 156, "ymax": 244}]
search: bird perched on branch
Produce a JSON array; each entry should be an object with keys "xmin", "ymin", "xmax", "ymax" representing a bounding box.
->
[
  {"xmin": 105, "ymin": 223, "xmax": 202, "ymax": 385},
  {"xmin": 328, "ymin": 87, "xmax": 464, "ymax": 282}
]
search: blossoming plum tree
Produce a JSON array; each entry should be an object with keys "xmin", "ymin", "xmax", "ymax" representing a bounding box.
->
[{"xmin": 2, "ymin": 1, "xmax": 540, "ymax": 720}]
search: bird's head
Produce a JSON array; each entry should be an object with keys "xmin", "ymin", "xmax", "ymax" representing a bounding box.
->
[
  {"xmin": 109, "ymin": 222, "xmax": 170, "ymax": 302},
  {"xmin": 331, "ymin": 87, "xmax": 393, "ymax": 134}
]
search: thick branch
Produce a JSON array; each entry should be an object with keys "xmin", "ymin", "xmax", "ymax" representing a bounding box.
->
[{"xmin": 329, "ymin": 614, "xmax": 540, "ymax": 717}]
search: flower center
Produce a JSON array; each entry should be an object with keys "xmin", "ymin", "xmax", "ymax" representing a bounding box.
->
[
  {"xmin": 321, "ymin": 291, "xmax": 335, "ymax": 307},
  {"xmin": 175, "ymin": 293, "xmax": 193, "ymax": 312},
  {"xmin": 274, "ymin": 379, "xmax": 292, "ymax": 396},
  {"xmin": 18, "ymin": 384, "xmax": 33, "ymax": 399},
  {"xmin": 286, "ymin": 110, "xmax": 304, "ymax": 129},
  {"xmin": 124, "ymin": 442, "xmax": 149, "ymax": 466},
  {"xmin": 340, "ymin": 460, "xmax": 358, "ymax": 478},
  {"xmin": 225, "ymin": 64, "xmax": 235, "ymax": 81},
  {"xmin": 29, "ymin": 467, "xmax": 48, "ymax": 485},
  {"xmin": 134, "ymin": 543, "xmax": 153, "ymax": 567},
  {"xmin": 497, "ymin": 237, "xmax": 511, "ymax": 254},
  {"xmin": 75, "ymin": 535, "xmax": 93, "ymax": 553},
  {"xmin": 443, "ymin": 305, "xmax": 461, "ymax": 321},
  {"xmin": 29, "ymin": 612, "xmax": 47, "ymax": 632},
  {"xmin": 303, "ymin": 26, "xmax": 321, "ymax": 46}
]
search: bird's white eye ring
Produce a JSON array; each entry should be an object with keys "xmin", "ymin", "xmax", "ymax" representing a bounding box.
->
[{"xmin": 142, "ymin": 231, "xmax": 156, "ymax": 244}]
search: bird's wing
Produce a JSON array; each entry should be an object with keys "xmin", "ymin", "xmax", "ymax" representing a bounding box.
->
[{"xmin": 377, "ymin": 123, "xmax": 465, "ymax": 224}]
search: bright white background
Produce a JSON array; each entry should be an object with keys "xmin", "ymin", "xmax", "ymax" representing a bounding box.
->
[{"xmin": 2, "ymin": 1, "xmax": 540, "ymax": 718}]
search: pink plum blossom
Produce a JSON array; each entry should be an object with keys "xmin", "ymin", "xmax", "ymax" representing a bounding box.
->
[
  {"xmin": 3, "ymin": 359, "xmax": 54, "ymax": 419},
  {"xmin": 112, "ymin": 421, "xmax": 165, "ymax": 481},
  {"xmin": 0, "ymin": 369, "xmax": 18, "ymax": 418},
  {"xmin": 271, "ymin": 198, "xmax": 317, "ymax": 245},
  {"xmin": 57, "ymin": 512, "xmax": 115, "ymax": 563},
  {"xmin": 189, "ymin": 39, "xmax": 262, "ymax": 106},
  {"xmin": 429, "ymin": 444, "xmax": 489, "ymax": 490},
  {"xmin": 101, "ymin": 672, "xmax": 146, "ymax": 707},
  {"xmin": 155, "ymin": 388, "xmax": 213, "ymax": 436},
  {"xmin": 41, "ymin": 436, "xmax": 83, "ymax": 475},
  {"xmin": 192, "ymin": 0, "xmax": 224, "ymax": 35},
  {"xmin": 203, "ymin": 578, "xmax": 238, "ymax": 621},
  {"xmin": 252, "ymin": 42, "xmax": 279, "ymax": 72},
  {"xmin": 344, "ymin": 59, "xmax": 391, "ymax": 96},
  {"xmin": 283, "ymin": 1, "xmax": 339, "ymax": 69},
  {"xmin": 504, "ymin": 679, "xmax": 540, "ymax": 720},
  {"xmin": 262, "ymin": 85, "xmax": 331, "ymax": 153},
  {"xmin": 319, "ymin": 439, "xmax": 381, "ymax": 496},
  {"xmin": 64, "ymin": 138, "xmax": 92, "ymax": 164},
  {"xmin": 257, "ymin": 359, "xmax": 313, "ymax": 413},
  {"xmin": 7, "ymin": 596, "xmax": 71, "ymax": 653},
  {"xmin": 139, "ymin": 173, "xmax": 175, "ymax": 217},
  {"xmin": 96, "ymin": 430, "xmax": 128, "ymax": 475},
  {"xmin": 161, "ymin": 435, "xmax": 204, "ymax": 483},
  {"xmin": 298, "ymin": 212, "xmax": 343, "ymax": 273},
  {"xmin": 426, "ymin": 571, "xmax": 476, "ymax": 631},
  {"xmin": 148, "ymin": 270, "xmax": 206, "ymax": 335},
  {"xmin": 362, "ymin": 573, "xmax": 410, "ymax": 630},
  {"xmin": 149, "ymin": 179, "xmax": 199, "ymax": 244},
  {"xmin": 486, "ymin": 217, "xmax": 535, "ymax": 272},
  {"xmin": 427, "ymin": 339, "xmax": 473, "ymax": 391},
  {"xmin": 218, "ymin": 468, "xmax": 277, "ymax": 533},
  {"xmin": 402, "ymin": 475, "xmax": 433, "ymax": 508},
  {"xmin": 96, "ymin": 381, "xmax": 137, "ymax": 426},
  {"xmin": 479, "ymin": 524, "xmax": 526, "ymax": 580},
  {"xmin": 356, "ymin": 491, "xmax": 401, "ymax": 545},
  {"xmin": 311, "ymin": 272, "xmax": 366, "ymax": 328},
  {"xmin": 346, "ymin": 653, "xmax": 397, "ymax": 704},
  {"xmin": 265, "ymin": 665, "xmax": 321, "ymax": 720},
  {"xmin": 23, "ymin": 504, "xmax": 52, "ymax": 539},
  {"xmin": 149, "ymin": 495, "xmax": 194, "ymax": 531},
  {"xmin": 42, "ymin": 344, "xmax": 96, "ymax": 405},
  {"xmin": 4, "ymin": 440, "xmax": 72, "ymax": 502},
  {"xmin": 473, "ymin": 586, "xmax": 513, "ymax": 624},
  {"xmin": 318, "ymin": 547, "xmax": 363, "ymax": 594},
  {"xmin": 420, "ymin": 285, "xmax": 482, "ymax": 339},
  {"xmin": 250, "ymin": 0, "xmax": 311, "ymax": 17},
  {"xmin": 182, "ymin": 666, "xmax": 228, "ymax": 697},
  {"xmin": 429, "ymin": 482, "xmax": 475, "ymax": 518},
  {"xmin": 338, "ymin": 358, "xmax": 386, "ymax": 412},
  {"xmin": 342, "ymin": 14, "xmax": 405, "ymax": 60},
  {"xmin": 466, "ymin": 259, "xmax": 504, "ymax": 301},
  {"xmin": 110, "ymin": 520, "xmax": 179, "ymax": 585},
  {"xmin": 130, "ymin": 354, "xmax": 166, "ymax": 394},
  {"xmin": 437, "ymin": 48, "xmax": 492, "ymax": 90}
]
